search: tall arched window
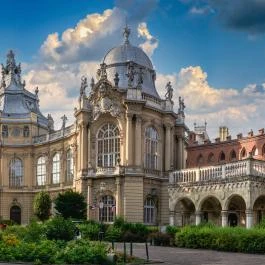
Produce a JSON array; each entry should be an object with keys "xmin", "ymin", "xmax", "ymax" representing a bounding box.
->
[
  {"xmin": 9, "ymin": 158, "xmax": 23, "ymax": 187},
  {"xmin": 144, "ymin": 197, "xmax": 156, "ymax": 224},
  {"xmin": 99, "ymin": 195, "xmax": 115, "ymax": 222},
  {"xmin": 219, "ymin": 151, "xmax": 225, "ymax": 162},
  {"xmin": 252, "ymin": 146, "xmax": 258, "ymax": 156},
  {"xmin": 145, "ymin": 127, "xmax": 159, "ymax": 170},
  {"xmin": 230, "ymin": 150, "xmax": 237, "ymax": 161},
  {"xmin": 52, "ymin": 153, "xmax": 60, "ymax": 184},
  {"xmin": 66, "ymin": 149, "xmax": 74, "ymax": 182},
  {"xmin": 97, "ymin": 123, "xmax": 120, "ymax": 167},
  {"xmin": 208, "ymin": 153, "xmax": 214, "ymax": 164},
  {"xmin": 241, "ymin": 148, "xmax": 247, "ymax": 159},
  {"xmin": 197, "ymin": 154, "xmax": 204, "ymax": 166},
  {"xmin": 37, "ymin": 156, "xmax": 46, "ymax": 186}
]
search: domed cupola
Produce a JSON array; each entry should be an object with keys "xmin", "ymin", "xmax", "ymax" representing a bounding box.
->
[{"xmin": 102, "ymin": 26, "xmax": 160, "ymax": 99}]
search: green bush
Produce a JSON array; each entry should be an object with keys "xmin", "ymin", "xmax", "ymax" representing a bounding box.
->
[
  {"xmin": 175, "ymin": 225, "xmax": 265, "ymax": 254},
  {"xmin": 105, "ymin": 226, "xmax": 122, "ymax": 242},
  {"xmin": 78, "ymin": 222, "xmax": 101, "ymax": 240},
  {"xmin": 63, "ymin": 240, "xmax": 109, "ymax": 264},
  {"xmin": 23, "ymin": 221, "xmax": 46, "ymax": 242},
  {"xmin": 2, "ymin": 225, "xmax": 27, "ymax": 240},
  {"xmin": 45, "ymin": 216, "xmax": 75, "ymax": 241},
  {"xmin": 166, "ymin": 225, "xmax": 180, "ymax": 236},
  {"xmin": 148, "ymin": 232, "xmax": 171, "ymax": 246}
]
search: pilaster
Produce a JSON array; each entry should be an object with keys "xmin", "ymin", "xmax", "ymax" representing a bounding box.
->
[
  {"xmin": 126, "ymin": 113, "xmax": 133, "ymax": 165},
  {"xmin": 135, "ymin": 115, "xmax": 142, "ymax": 166}
]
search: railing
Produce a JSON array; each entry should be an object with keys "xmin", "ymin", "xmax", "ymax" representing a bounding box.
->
[
  {"xmin": 96, "ymin": 166, "xmax": 121, "ymax": 176},
  {"xmin": 33, "ymin": 124, "xmax": 76, "ymax": 144},
  {"xmin": 169, "ymin": 158, "xmax": 265, "ymax": 184}
]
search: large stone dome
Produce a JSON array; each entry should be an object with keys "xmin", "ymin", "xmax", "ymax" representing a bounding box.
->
[{"xmin": 102, "ymin": 27, "xmax": 160, "ymax": 99}]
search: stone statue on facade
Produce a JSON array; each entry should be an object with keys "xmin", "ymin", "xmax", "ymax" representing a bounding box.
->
[
  {"xmin": 80, "ymin": 76, "xmax": 87, "ymax": 98},
  {"xmin": 165, "ymin": 81, "xmax": 173, "ymax": 101},
  {"xmin": 97, "ymin": 63, "xmax": 107, "ymax": 80},
  {"xmin": 126, "ymin": 61, "xmax": 135, "ymax": 87},
  {"xmin": 47, "ymin": 114, "xmax": 54, "ymax": 132},
  {"xmin": 178, "ymin": 96, "xmax": 185, "ymax": 114},
  {"xmin": 61, "ymin": 114, "xmax": 67, "ymax": 130}
]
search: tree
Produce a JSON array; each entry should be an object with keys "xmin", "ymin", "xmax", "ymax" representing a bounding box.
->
[
  {"xmin": 33, "ymin": 191, "xmax": 52, "ymax": 222},
  {"xmin": 54, "ymin": 190, "xmax": 87, "ymax": 219}
]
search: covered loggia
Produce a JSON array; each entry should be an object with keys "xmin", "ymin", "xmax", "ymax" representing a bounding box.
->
[
  {"xmin": 174, "ymin": 198, "xmax": 196, "ymax": 226},
  {"xmin": 200, "ymin": 196, "xmax": 222, "ymax": 225}
]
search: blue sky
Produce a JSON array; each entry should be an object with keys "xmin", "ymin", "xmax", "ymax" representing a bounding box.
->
[{"xmin": 1, "ymin": 0, "xmax": 265, "ymax": 137}]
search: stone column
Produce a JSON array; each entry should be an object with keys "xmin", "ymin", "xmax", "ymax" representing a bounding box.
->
[
  {"xmin": 87, "ymin": 179, "xmax": 93, "ymax": 220},
  {"xmin": 80, "ymin": 122, "xmax": 88, "ymax": 172},
  {"xmin": 135, "ymin": 116, "xmax": 142, "ymax": 166},
  {"xmin": 177, "ymin": 136, "xmax": 183, "ymax": 169},
  {"xmin": 169, "ymin": 211, "xmax": 175, "ymax": 225},
  {"xmin": 221, "ymin": 210, "xmax": 228, "ymax": 227},
  {"xmin": 115, "ymin": 177, "xmax": 121, "ymax": 216},
  {"xmin": 246, "ymin": 209, "xmax": 254, "ymax": 229},
  {"xmin": 165, "ymin": 125, "xmax": 171, "ymax": 171},
  {"xmin": 195, "ymin": 211, "xmax": 202, "ymax": 225},
  {"xmin": 126, "ymin": 113, "xmax": 133, "ymax": 166}
]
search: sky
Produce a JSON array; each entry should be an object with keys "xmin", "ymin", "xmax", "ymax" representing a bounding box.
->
[{"xmin": 1, "ymin": 0, "xmax": 265, "ymax": 139}]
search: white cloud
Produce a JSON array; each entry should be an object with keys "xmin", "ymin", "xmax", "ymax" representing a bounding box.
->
[
  {"xmin": 138, "ymin": 22, "xmax": 158, "ymax": 57},
  {"xmin": 156, "ymin": 66, "xmax": 265, "ymax": 139},
  {"xmin": 22, "ymin": 7, "xmax": 159, "ymax": 129}
]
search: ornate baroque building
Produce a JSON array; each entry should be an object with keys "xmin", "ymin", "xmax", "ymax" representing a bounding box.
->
[{"xmin": 0, "ymin": 27, "xmax": 187, "ymax": 225}]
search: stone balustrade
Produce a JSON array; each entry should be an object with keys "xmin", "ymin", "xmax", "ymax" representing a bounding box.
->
[
  {"xmin": 33, "ymin": 124, "xmax": 76, "ymax": 144},
  {"xmin": 169, "ymin": 158, "xmax": 265, "ymax": 184}
]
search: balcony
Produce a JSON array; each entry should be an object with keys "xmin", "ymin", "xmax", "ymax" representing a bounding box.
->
[{"xmin": 169, "ymin": 158, "xmax": 265, "ymax": 184}]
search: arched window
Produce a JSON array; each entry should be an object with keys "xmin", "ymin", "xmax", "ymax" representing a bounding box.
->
[
  {"xmin": 197, "ymin": 154, "xmax": 204, "ymax": 166},
  {"xmin": 10, "ymin": 205, "xmax": 21, "ymax": 224},
  {"xmin": 97, "ymin": 124, "xmax": 120, "ymax": 167},
  {"xmin": 52, "ymin": 153, "xmax": 60, "ymax": 184},
  {"xmin": 99, "ymin": 195, "xmax": 115, "ymax": 222},
  {"xmin": 144, "ymin": 197, "xmax": 157, "ymax": 224},
  {"xmin": 208, "ymin": 153, "xmax": 214, "ymax": 163},
  {"xmin": 252, "ymin": 146, "xmax": 258, "ymax": 156},
  {"xmin": 262, "ymin": 145, "xmax": 265, "ymax": 157},
  {"xmin": 36, "ymin": 156, "xmax": 46, "ymax": 186},
  {"xmin": 9, "ymin": 158, "xmax": 23, "ymax": 187},
  {"xmin": 2, "ymin": 125, "xmax": 8, "ymax": 138},
  {"xmin": 145, "ymin": 127, "xmax": 159, "ymax": 170},
  {"xmin": 66, "ymin": 149, "xmax": 74, "ymax": 182},
  {"xmin": 230, "ymin": 150, "xmax": 237, "ymax": 161},
  {"xmin": 241, "ymin": 148, "xmax": 247, "ymax": 159},
  {"xmin": 219, "ymin": 151, "xmax": 225, "ymax": 162}
]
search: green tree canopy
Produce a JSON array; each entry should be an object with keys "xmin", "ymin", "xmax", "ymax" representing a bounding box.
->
[
  {"xmin": 33, "ymin": 191, "xmax": 52, "ymax": 222},
  {"xmin": 54, "ymin": 190, "xmax": 87, "ymax": 219}
]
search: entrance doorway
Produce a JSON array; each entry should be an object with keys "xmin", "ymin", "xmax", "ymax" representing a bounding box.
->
[
  {"xmin": 10, "ymin": 205, "xmax": 21, "ymax": 224},
  {"xmin": 228, "ymin": 213, "xmax": 238, "ymax": 227}
]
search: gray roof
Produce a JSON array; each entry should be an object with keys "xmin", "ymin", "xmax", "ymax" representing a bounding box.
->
[
  {"xmin": 0, "ymin": 51, "xmax": 48, "ymax": 128},
  {"xmin": 101, "ymin": 28, "xmax": 160, "ymax": 99}
]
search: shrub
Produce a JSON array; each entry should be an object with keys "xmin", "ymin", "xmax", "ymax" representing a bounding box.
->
[
  {"xmin": 78, "ymin": 222, "xmax": 101, "ymax": 241},
  {"xmin": 148, "ymin": 232, "xmax": 171, "ymax": 246},
  {"xmin": 45, "ymin": 216, "xmax": 75, "ymax": 241},
  {"xmin": 2, "ymin": 225, "xmax": 27, "ymax": 240},
  {"xmin": 166, "ymin": 225, "xmax": 180, "ymax": 236},
  {"xmin": 33, "ymin": 191, "xmax": 52, "ymax": 222},
  {"xmin": 23, "ymin": 221, "xmax": 46, "ymax": 242},
  {"xmin": 105, "ymin": 226, "xmax": 122, "ymax": 242},
  {"xmin": 58, "ymin": 239, "xmax": 110, "ymax": 264},
  {"xmin": 54, "ymin": 190, "xmax": 87, "ymax": 219}
]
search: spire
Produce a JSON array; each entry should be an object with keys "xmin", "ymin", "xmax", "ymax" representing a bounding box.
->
[{"xmin": 123, "ymin": 24, "xmax": 131, "ymax": 44}]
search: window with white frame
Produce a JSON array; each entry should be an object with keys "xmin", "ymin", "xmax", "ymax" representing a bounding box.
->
[
  {"xmin": 144, "ymin": 127, "xmax": 159, "ymax": 169},
  {"xmin": 97, "ymin": 123, "xmax": 120, "ymax": 167},
  {"xmin": 144, "ymin": 197, "xmax": 156, "ymax": 224},
  {"xmin": 66, "ymin": 149, "xmax": 74, "ymax": 182},
  {"xmin": 9, "ymin": 158, "xmax": 23, "ymax": 187},
  {"xmin": 99, "ymin": 195, "xmax": 116, "ymax": 222},
  {"xmin": 52, "ymin": 153, "xmax": 60, "ymax": 184},
  {"xmin": 36, "ymin": 156, "xmax": 46, "ymax": 186}
]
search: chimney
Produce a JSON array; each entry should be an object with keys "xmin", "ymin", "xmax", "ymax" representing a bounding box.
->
[{"xmin": 219, "ymin": 126, "xmax": 229, "ymax": 142}]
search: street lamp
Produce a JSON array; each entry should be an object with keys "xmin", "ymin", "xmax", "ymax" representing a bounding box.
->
[{"xmin": 99, "ymin": 201, "xmax": 104, "ymax": 242}]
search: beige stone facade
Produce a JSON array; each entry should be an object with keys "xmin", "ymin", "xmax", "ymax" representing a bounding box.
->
[{"xmin": 0, "ymin": 30, "xmax": 187, "ymax": 225}]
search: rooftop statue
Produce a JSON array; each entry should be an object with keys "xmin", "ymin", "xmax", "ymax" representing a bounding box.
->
[{"xmin": 165, "ymin": 81, "xmax": 173, "ymax": 101}]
